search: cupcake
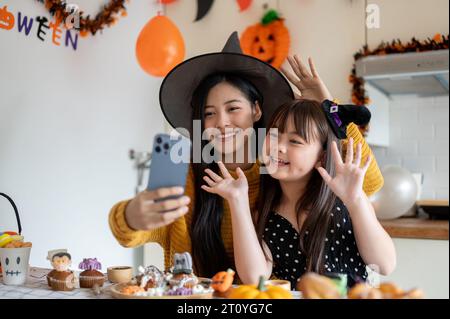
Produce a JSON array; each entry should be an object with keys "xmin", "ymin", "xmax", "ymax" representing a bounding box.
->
[
  {"xmin": 47, "ymin": 251, "xmax": 77, "ymax": 291},
  {"xmin": 48, "ymin": 270, "xmax": 77, "ymax": 291},
  {"xmin": 78, "ymin": 258, "xmax": 105, "ymax": 288}
]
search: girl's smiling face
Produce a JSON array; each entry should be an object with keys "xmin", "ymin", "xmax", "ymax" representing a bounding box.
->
[
  {"xmin": 263, "ymin": 115, "xmax": 324, "ymax": 182},
  {"xmin": 204, "ymin": 82, "xmax": 262, "ymax": 156}
]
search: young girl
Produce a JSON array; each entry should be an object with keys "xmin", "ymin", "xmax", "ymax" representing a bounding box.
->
[{"xmin": 202, "ymin": 99, "xmax": 396, "ymax": 287}]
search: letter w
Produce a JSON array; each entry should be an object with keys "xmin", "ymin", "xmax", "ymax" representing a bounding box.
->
[{"xmin": 17, "ymin": 12, "xmax": 33, "ymax": 35}]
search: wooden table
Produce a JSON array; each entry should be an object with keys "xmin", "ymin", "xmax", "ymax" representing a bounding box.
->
[{"xmin": 381, "ymin": 217, "xmax": 449, "ymax": 240}]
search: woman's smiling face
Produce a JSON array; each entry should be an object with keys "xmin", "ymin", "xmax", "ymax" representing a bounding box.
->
[{"xmin": 204, "ymin": 82, "xmax": 262, "ymax": 157}]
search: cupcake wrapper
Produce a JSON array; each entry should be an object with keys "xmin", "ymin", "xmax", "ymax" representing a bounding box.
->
[
  {"xmin": 47, "ymin": 275, "xmax": 77, "ymax": 291},
  {"xmin": 79, "ymin": 275, "xmax": 105, "ymax": 288}
]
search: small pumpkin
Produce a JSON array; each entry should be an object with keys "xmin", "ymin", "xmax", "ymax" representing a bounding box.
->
[
  {"xmin": 241, "ymin": 9, "xmax": 290, "ymax": 69},
  {"xmin": 0, "ymin": 6, "xmax": 15, "ymax": 31},
  {"xmin": 228, "ymin": 276, "xmax": 292, "ymax": 299},
  {"xmin": 211, "ymin": 268, "xmax": 235, "ymax": 293}
]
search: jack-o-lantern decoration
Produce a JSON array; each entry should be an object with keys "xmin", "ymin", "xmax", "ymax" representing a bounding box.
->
[
  {"xmin": 211, "ymin": 268, "xmax": 235, "ymax": 293},
  {"xmin": 241, "ymin": 9, "xmax": 290, "ymax": 69},
  {"xmin": 0, "ymin": 6, "xmax": 15, "ymax": 30}
]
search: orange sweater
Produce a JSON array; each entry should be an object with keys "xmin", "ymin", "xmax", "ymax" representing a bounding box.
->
[{"xmin": 109, "ymin": 124, "xmax": 383, "ymax": 270}]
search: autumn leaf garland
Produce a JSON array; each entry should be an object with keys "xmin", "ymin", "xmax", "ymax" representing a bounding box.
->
[
  {"xmin": 35, "ymin": 0, "xmax": 129, "ymax": 37},
  {"xmin": 350, "ymin": 34, "xmax": 449, "ymax": 106}
]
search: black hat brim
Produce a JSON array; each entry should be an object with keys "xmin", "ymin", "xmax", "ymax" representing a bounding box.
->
[{"xmin": 159, "ymin": 52, "xmax": 295, "ymax": 136}]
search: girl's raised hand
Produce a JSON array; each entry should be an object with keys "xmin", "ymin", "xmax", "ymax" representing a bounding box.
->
[
  {"xmin": 201, "ymin": 162, "xmax": 249, "ymax": 201},
  {"xmin": 281, "ymin": 55, "xmax": 333, "ymax": 103},
  {"xmin": 316, "ymin": 138, "xmax": 372, "ymax": 205}
]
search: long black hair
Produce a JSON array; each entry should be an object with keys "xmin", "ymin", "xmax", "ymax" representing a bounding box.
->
[{"xmin": 189, "ymin": 73, "xmax": 264, "ymax": 278}]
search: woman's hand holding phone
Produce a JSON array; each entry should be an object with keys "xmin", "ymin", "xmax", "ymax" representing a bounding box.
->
[{"xmin": 125, "ymin": 187, "xmax": 191, "ymax": 231}]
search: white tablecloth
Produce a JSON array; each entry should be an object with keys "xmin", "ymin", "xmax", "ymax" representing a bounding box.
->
[{"xmin": 0, "ymin": 267, "xmax": 114, "ymax": 299}]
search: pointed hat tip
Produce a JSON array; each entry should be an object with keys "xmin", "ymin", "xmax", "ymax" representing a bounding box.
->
[{"xmin": 222, "ymin": 31, "xmax": 243, "ymax": 54}]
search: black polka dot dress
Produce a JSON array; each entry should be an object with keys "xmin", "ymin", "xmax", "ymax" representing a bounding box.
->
[{"xmin": 263, "ymin": 200, "xmax": 368, "ymax": 289}]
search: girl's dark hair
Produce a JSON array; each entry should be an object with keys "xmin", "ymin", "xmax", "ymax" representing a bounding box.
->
[
  {"xmin": 255, "ymin": 99, "xmax": 340, "ymax": 274},
  {"xmin": 189, "ymin": 73, "xmax": 264, "ymax": 278}
]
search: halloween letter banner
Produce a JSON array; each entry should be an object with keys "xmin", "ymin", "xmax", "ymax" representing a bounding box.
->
[{"xmin": 0, "ymin": 5, "xmax": 79, "ymax": 51}]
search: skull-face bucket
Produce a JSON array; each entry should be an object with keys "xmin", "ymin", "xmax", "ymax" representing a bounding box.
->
[{"xmin": 0, "ymin": 247, "xmax": 31, "ymax": 285}]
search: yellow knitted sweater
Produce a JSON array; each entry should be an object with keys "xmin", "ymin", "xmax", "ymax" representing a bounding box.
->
[{"xmin": 109, "ymin": 124, "xmax": 383, "ymax": 270}]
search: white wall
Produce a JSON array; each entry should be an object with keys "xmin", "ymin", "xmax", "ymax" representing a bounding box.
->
[
  {"xmin": 372, "ymin": 96, "xmax": 449, "ymax": 200},
  {"xmin": 367, "ymin": 0, "xmax": 449, "ymax": 47},
  {"xmin": 1, "ymin": 0, "xmax": 166, "ymax": 270}
]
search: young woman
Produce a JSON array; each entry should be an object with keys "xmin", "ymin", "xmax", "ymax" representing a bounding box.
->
[
  {"xmin": 109, "ymin": 33, "xmax": 384, "ymax": 279},
  {"xmin": 202, "ymin": 100, "xmax": 396, "ymax": 287}
]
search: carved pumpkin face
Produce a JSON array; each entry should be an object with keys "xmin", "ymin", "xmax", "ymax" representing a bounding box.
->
[
  {"xmin": 0, "ymin": 6, "xmax": 15, "ymax": 31},
  {"xmin": 241, "ymin": 19, "xmax": 290, "ymax": 69}
]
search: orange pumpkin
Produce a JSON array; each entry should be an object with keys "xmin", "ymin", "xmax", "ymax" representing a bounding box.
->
[
  {"xmin": 0, "ymin": 6, "xmax": 15, "ymax": 31},
  {"xmin": 211, "ymin": 269, "xmax": 235, "ymax": 293},
  {"xmin": 241, "ymin": 9, "xmax": 290, "ymax": 69}
]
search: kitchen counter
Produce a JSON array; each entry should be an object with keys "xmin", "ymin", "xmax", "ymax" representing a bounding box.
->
[{"xmin": 380, "ymin": 217, "xmax": 449, "ymax": 240}]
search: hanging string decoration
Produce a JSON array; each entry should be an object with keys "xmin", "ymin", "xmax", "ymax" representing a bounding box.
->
[
  {"xmin": 237, "ymin": 0, "xmax": 253, "ymax": 12},
  {"xmin": 195, "ymin": 0, "xmax": 215, "ymax": 22}
]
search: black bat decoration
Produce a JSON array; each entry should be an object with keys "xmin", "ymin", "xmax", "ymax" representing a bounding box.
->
[{"xmin": 195, "ymin": 0, "xmax": 215, "ymax": 22}]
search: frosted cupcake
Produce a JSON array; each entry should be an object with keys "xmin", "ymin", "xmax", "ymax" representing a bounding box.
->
[{"xmin": 79, "ymin": 258, "xmax": 105, "ymax": 288}]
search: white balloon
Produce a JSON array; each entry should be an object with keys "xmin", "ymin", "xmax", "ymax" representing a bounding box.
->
[{"xmin": 370, "ymin": 166, "xmax": 418, "ymax": 220}]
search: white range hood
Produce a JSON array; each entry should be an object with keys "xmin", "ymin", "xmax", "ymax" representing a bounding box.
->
[{"xmin": 355, "ymin": 50, "xmax": 449, "ymax": 97}]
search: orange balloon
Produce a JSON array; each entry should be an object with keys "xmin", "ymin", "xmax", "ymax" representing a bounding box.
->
[{"xmin": 136, "ymin": 15, "xmax": 185, "ymax": 77}]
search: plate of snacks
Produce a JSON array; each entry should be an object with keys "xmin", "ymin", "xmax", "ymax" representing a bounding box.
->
[
  {"xmin": 297, "ymin": 272, "xmax": 424, "ymax": 299},
  {"xmin": 111, "ymin": 252, "xmax": 213, "ymax": 299}
]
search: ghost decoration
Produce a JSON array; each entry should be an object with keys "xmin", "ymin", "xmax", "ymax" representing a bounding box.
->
[
  {"xmin": 0, "ymin": 246, "xmax": 31, "ymax": 285},
  {"xmin": 173, "ymin": 252, "xmax": 193, "ymax": 275}
]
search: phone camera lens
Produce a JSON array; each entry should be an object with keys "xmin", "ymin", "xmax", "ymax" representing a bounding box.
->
[
  {"xmin": 163, "ymin": 143, "xmax": 170, "ymax": 150},
  {"xmin": 155, "ymin": 146, "xmax": 162, "ymax": 153},
  {"xmin": 156, "ymin": 137, "xmax": 162, "ymax": 144}
]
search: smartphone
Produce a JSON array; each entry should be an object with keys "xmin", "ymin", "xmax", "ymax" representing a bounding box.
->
[{"xmin": 147, "ymin": 133, "xmax": 191, "ymax": 202}]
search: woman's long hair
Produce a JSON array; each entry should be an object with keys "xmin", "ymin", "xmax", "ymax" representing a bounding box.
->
[
  {"xmin": 189, "ymin": 73, "xmax": 264, "ymax": 278},
  {"xmin": 255, "ymin": 99, "xmax": 341, "ymax": 274}
]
